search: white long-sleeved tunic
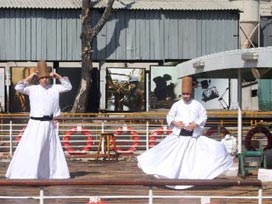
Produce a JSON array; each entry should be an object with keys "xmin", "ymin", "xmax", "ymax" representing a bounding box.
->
[
  {"xmin": 14, "ymin": 77, "xmax": 72, "ymax": 117},
  {"xmin": 137, "ymin": 98, "xmax": 233, "ymax": 189},
  {"xmin": 166, "ymin": 99, "xmax": 207, "ymax": 137},
  {"xmin": 6, "ymin": 77, "xmax": 72, "ymax": 179}
]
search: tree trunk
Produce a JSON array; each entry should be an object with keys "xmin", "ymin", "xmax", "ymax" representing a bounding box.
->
[{"xmin": 71, "ymin": 0, "xmax": 115, "ymax": 112}]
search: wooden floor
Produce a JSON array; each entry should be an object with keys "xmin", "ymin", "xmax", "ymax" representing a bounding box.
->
[{"xmin": 0, "ymin": 156, "xmax": 271, "ymax": 204}]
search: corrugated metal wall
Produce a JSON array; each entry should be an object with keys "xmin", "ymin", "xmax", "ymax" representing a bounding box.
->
[
  {"xmin": 0, "ymin": 9, "xmax": 81, "ymax": 61},
  {"xmin": 0, "ymin": 9, "xmax": 239, "ymax": 61},
  {"xmin": 93, "ymin": 10, "xmax": 239, "ymax": 61},
  {"xmin": 261, "ymin": 17, "xmax": 272, "ymax": 47}
]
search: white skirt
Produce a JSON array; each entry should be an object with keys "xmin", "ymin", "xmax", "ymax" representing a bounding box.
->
[
  {"xmin": 137, "ymin": 134, "xmax": 233, "ymax": 189},
  {"xmin": 6, "ymin": 119, "xmax": 70, "ymax": 179}
]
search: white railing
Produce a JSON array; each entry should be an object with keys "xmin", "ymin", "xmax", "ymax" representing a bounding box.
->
[
  {"xmin": 0, "ymin": 178, "xmax": 265, "ymax": 204},
  {"xmin": 0, "ymin": 114, "xmax": 171, "ymax": 159},
  {"xmin": 0, "ymin": 112, "xmax": 268, "ymax": 159}
]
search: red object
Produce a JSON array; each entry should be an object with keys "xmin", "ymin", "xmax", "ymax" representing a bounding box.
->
[
  {"xmin": 245, "ymin": 126, "xmax": 272, "ymax": 151},
  {"xmin": 16, "ymin": 127, "xmax": 25, "ymax": 144},
  {"xmin": 149, "ymin": 127, "xmax": 172, "ymax": 148},
  {"xmin": 63, "ymin": 127, "xmax": 93, "ymax": 155},
  {"xmin": 113, "ymin": 126, "xmax": 139, "ymax": 154}
]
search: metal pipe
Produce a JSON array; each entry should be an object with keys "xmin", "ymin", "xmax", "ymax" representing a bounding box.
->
[
  {"xmin": 148, "ymin": 187, "xmax": 153, "ymax": 204},
  {"xmin": 146, "ymin": 121, "xmax": 149, "ymax": 150},
  {"xmin": 40, "ymin": 187, "xmax": 44, "ymax": 204},
  {"xmin": 258, "ymin": 187, "xmax": 263, "ymax": 204},
  {"xmin": 9, "ymin": 120, "xmax": 13, "ymax": 157},
  {"xmin": 0, "ymin": 178, "xmax": 262, "ymax": 187},
  {"xmin": 238, "ymin": 105, "xmax": 242, "ymax": 154}
]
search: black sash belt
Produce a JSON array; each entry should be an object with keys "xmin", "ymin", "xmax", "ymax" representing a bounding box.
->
[
  {"xmin": 179, "ymin": 128, "xmax": 193, "ymax": 136},
  {"xmin": 30, "ymin": 115, "xmax": 53, "ymax": 121}
]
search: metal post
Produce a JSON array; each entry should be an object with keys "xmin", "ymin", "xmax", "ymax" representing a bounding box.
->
[
  {"xmin": 238, "ymin": 105, "xmax": 242, "ymax": 154},
  {"xmin": 146, "ymin": 121, "xmax": 149, "ymax": 150},
  {"xmin": 101, "ymin": 121, "xmax": 105, "ymax": 153},
  {"xmin": 102, "ymin": 121, "xmax": 105, "ymax": 133},
  {"xmin": 238, "ymin": 69, "xmax": 242, "ymax": 109},
  {"xmin": 40, "ymin": 187, "xmax": 44, "ymax": 204},
  {"xmin": 258, "ymin": 0, "xmax": 260, "ymax": 47},
  {"xmin": 146, "ymin": 71, "xmax": 149, "ymax": 111},
  {"xmin": 9, "ymin": 121, "xmax": 13, "ymax": 157},
  {"xmin": 53, "ymin": 68, "xmax": 56, "ymax": 84},
  {"xmin": 237, "ymin": 68, "xmax": 242, "ymax": 154},
  {"xmin": 99, "ymin": 62, "xmax": 106, "ymax": 110},
  {"xmin": 258, "ymin": 187, "xmax": 263, "ymax": 204},
  {"xmin": 148, "ymin": 186, "xmax": 153, "ymax": 204},
  {"xmin": 5, "ymin": 64, "xmax": 11, "ymax": 112}
]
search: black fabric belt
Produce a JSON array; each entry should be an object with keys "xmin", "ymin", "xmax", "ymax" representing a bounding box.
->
[
  {"xmin": 30, "ymin": 115, "xmax": 53, "ymax": 121},
  {"xmin": 179, "ymin": 128, "xmax": 193, "ymax": 136}
]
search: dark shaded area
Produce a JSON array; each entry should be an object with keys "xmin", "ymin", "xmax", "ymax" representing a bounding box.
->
[
  {"xmin": 70, "ymin": 171, "xmax": 93, "ymax": 178},
  {"xmin": 58, "ymin": 67, "xmax": 100, "ymax": 113},
  {"xmin": 153, "ymin": 74, "xmax": 175, "ymax": 101},
  {"xmin": 87, "ymin": 68, "xmax": 100, "ymax": 113},
  {"xmin": 58, "ymin": 68, "xmax": 81, "ymax": 112}
]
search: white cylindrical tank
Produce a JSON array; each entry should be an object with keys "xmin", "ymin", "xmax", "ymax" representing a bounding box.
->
[{"xmin": 233, "ymin": 0, "xmax": 260, "ymax": 48}]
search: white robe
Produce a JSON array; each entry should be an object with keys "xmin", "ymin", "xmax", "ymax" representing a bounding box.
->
[
  {"xmin": 6, "ymin": 77, "xmax": 72, "ymax": 179},
  {"xmin": 137, "ymin": 99, "xmax": 233, "ymax": 189}
]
